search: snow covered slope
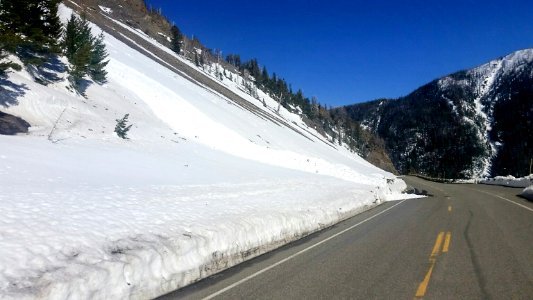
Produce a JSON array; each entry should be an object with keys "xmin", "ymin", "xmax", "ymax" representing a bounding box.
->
[
  {"xmin": 438, "ymin": 49, "xmax": 533, "ymax": 176},
  {"xmin": 0, "ymin": 5, "xmax": 414, "ymax": 299},
  {"xmin": 344, "ymin": 48, "xmax": 533, "ymax": 179}
]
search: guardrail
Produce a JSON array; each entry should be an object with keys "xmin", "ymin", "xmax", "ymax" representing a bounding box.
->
[{"xmin": 408, "ymin": 174, "xmax": 457, "ymax": 184}]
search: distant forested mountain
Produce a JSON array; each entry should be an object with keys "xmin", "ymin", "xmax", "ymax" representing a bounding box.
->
[{"xmin": 340, "ymin": 49, "xmax": 533, "ymax": 179}]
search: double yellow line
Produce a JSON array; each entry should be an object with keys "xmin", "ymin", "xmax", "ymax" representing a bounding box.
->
[{"xmin": 415, "ymin": 231, "xmax": 452, "ymax": 298}]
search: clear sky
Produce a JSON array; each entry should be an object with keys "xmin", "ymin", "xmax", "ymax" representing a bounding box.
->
[{"xmin": 145, "ymin": 0, "xmax": 533, "ymax": 106}]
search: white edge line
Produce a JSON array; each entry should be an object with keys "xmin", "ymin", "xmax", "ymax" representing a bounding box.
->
[
  {"xmin": 474, "ymin": 189, "xmax": 533, "ymax": 212},
  {"xmin": 202, "ymin": 199, "xmax": 408, "ymax": 300}
]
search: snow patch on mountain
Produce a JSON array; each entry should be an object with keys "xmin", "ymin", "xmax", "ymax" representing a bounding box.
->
[
  {"xmin": 469, "ymin": 58, "xmax": 502, "ymax": 176},
  {"xmin": 438, "ymin": 48, "xmax": 533, "ymax": 177},
  {"xmin": 98, "ymin": 5, "xmax": 112, "ymax": 14}
]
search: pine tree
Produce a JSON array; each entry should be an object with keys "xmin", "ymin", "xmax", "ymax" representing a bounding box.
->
[
  {"xmin": 69, "ymin": 41, "xmax": 91, "ymax": 88},
  {"xmin": 0, "ymin": 50, "xmax": 22, "ymax": 77},
  {"xmin": 63, "ymin": 15, "xmax": 80, "ymax": 61},
  {"xmin": 170, "ymin": 25, "xmax": 183, "ymax": 54},
  {"xmin": 0, "ymin": 52, "xmax": 8, "ymax": 76},
  {"xmin": 0, "ymin": 20, "xmax": 21, "ymax": 75},
  {"xmin": 0, "ymin": 2, "xmax": 21, "ymax": 56},
  {"xmin": 194, "ymin": 52, "xmax": 200, "ymax": 67},
  {"xmin": 261, "ymin": 66, "xmax": 269, "ymax": 82},
  {"xmin": 62, "ymin": 15, "xmax": 108, "ymax": 90},
  {"xmin": 199, "ymin": 52, "xmax": 205, "ymax": 66},
  {"xmin": 63, "ymin": 15, "xmax": 92, "ymax": 89},
  {"xmin": 115, "ymin": 114, "xmax": 132, "ymax": 139},
  {"xmin": 0, "ymin": 0, "xmax": 62, "ymax": 66},
  {"xmin": 225, "ymin": 54, "xmax": 241, "ymax": 68},
  {"xmin": 88, "ymin": 32, "xmax": 109, "ymax": 83},
  {"xmin": 41, "ymin": 0, "xmax": 62, "ymax": 53}
]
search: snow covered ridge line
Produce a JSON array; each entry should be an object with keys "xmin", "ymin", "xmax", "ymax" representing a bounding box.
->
[{"xmin": 479, "ymin": 175, "xmax": 533, "ymax": 188}]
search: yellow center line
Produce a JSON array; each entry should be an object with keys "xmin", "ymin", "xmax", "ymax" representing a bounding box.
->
[
  {"xmin": 448, "ymin": 205, "xmax": 452, "ymax": 212},
  {"xmin": 415, "ymin": 259, "xmax": 436, "ymax": 298},
  {"xmin": 415, "ymin": 232, "xmax": 447, "ymax": 298},
  {"xmin": 431, "ymin": 232, "xmax": 444, "ymax": 258},
  {"xmin": 442, "ymin": 232, "xmax": 451, "ymax": 253}
]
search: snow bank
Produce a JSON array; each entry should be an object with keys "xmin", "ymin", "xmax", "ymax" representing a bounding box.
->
[
  {"xmin": 0, "ymin": 137, "xmax": 407, "ymax": 299},
  {"xmin": 0, "ymin": 5, "xmax": 413, "ymax": 299},
  {"xmin": 479, "ymin": 175, "xmax": 533, "ymax": 188},
  {"xmin": 520, "ymin": 185, "xmax": 533, "ymax": 200}
]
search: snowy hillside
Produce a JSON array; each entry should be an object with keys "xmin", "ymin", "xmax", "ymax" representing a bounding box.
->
[
  {"xmin": 344, "ymin": 48, "xmax": 533, "ymax": 179},
  {"xmin": 0, "ymin": 5, "xmax": 413, "ymax": 299},
  {"xmin": 438, "ymin": 49, "xmax": 533, "ymax": 176}
]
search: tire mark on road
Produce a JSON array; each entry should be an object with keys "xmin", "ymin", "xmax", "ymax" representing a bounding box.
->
[{"xmin": 463, "ymin": 210, "xmax": 490, "ymax": 299}]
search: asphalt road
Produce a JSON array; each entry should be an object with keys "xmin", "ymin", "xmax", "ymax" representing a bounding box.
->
[{"xmin": 159, "ymin": 176, "xmax": 533, "ymax": 299}]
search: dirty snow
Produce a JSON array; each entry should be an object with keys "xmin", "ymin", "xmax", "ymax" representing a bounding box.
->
[
  {"xmin": 521, "ymin": 185, "xmax": 533, "ymax": 200},
  {"xmin": 479, "ymin": 174, "xmax": 533, "ymax": 188}
]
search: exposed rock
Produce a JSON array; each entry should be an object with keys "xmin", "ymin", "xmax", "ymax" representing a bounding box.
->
[{"xmin": 0, "ymin": 111, "xmax": 30, "ymax": 135}]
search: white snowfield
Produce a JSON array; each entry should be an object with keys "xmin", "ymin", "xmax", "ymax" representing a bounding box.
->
[
  {"xmin": 479, "ymin": 174, "xmax": 533, "ymax": 188},
  {"xmin": 0, "ymin": 5, "xmax": 417, "ymax": 299}
]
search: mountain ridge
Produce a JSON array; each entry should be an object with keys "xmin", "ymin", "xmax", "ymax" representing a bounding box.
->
[{"xmin": 342, "ymin": 48, "xmax": 533, "ymax": 178}]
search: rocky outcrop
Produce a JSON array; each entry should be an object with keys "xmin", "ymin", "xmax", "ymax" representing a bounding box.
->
[{"xmin": 0, "ymin": 111, "xmax": 30, "ymax": 135}]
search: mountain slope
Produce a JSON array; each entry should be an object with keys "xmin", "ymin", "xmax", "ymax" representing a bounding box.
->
[
  {"xmin": 0, "ymin": 4, "xmax": 413, "ymax": 299},
  {"xmin": 343, "ymin": 49, "xmax": 533, "ymax": 179},
  {"xmin": 57, "ymin": 0, "xmax": 398, "ymax": 173}
]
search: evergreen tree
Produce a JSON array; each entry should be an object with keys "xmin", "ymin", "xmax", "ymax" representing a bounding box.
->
[
  {"xmin": 225, "ymin": 54, "xmax": 241, "ymax": 68},
  {"xmin": 0, "ymin": 52, "xmax": 8, "ymax": 76},
  {"xmin": 0, "ymin": 2, "xmax": 21, "ymax": 56},
  {"xmin": 62, "ymin": 15, "xmax": 108, "ymax": 89},
  {"xmin": 194, "ymin": 52, "xmax": 200, "ymax": 67},
  {"xmin": 69, "ymin": 41, "xmax": 91, "ymax": 88},
  {"xmin": 88, "ymin": 32, "xmax": 109, "ymax": 83},
  {"xmin": 261, "ymin": 66, "xmax": 269, "ymax": 82},
  {"xmin": 115, "ymin": 114, "xmax": 132, "ymax": 139},
  {"xmin": 243, "ymin": 58, "xmax": 261, "ymax": 81},
  {"xmin": 62, "ymin": 15, "xmax": 92, "ymax": 89},
  {"xmin": 0, "ymin": 50, "xmax": 21, "ymax": 76},
  {"xmin": 170, "ymin": 25, "xmax": 183, "ymax": 54},
  {"xmin": 41, "ymin": 0, "xmax": 62, "ymax": 52},
  {"xmin": 0, "ymin": 0, "xmax": 62, "ymax": 66},
  {"xmin": 63, "ymin": 15, "xmax": 80, "ymax": 61},
  {"xmin": 199, "ymin": 52, "xmax": 205, "ymax": 66},
  {"xmin": 0, "ymin": 65, "xmax": 8, "ymax": 78}
]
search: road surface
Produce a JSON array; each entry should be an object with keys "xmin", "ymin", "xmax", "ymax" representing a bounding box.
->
[{"xmin": 159, "ymin": 176, "xmax": 533, "ymax": 299}]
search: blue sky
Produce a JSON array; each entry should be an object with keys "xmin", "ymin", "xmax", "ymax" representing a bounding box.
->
[{"xmin": 145, "ymin": 0, "xmax": 533, "ymax": 106}]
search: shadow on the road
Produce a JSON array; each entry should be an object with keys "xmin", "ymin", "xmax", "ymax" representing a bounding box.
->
[{"xmin": 517, "ymin": 194, "xmax": 533, "ymax": 202}]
